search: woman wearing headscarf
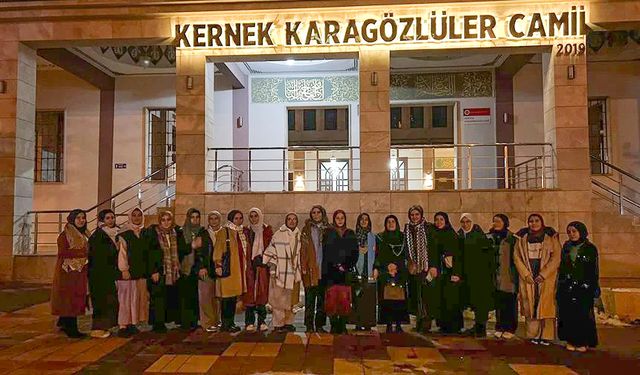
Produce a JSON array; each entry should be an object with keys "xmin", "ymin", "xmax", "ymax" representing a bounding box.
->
[
  {"xmin": 375, "ymin": 215, "xmax": 409, "ymax": 333},
  {"xmin": 263, "ymin": 212, "xmax": 302, "ymax": 332},
  {"xmin": 51, "ymin": 209, "xmax": 91, "ymax": 338},
  {"xmin": 211, "ymin": 210, "xmax": 246, "ymax": 333},
  {"xmin": 300, "ymin": 205, "xmax": 329, "ymax": 333},
  {"xmin": 322, "ymin": 210, "xmax": 358, "ymax": 334},
  {"xmin": 194, "ymin": 211, "xmax": 223, "ymax": 332},
  {"xmin": 243, "ymin": 207, "xmax": 273, "ymax": 332},
  {"xmin": 557, "ymin": 221, "xmax": 600, "ymax": 352},
  {"xmin": 349, "ymin": 213, "xmax": 377, "ymax": 331},
  {"xmin": 178, "ymin": 208, "xmax": 202, "ymax": 331},
  {"xmin": 87, "ymin": 209, "xmax": 119, "ymax": 338},
  {"xmin": 514, "ymin": 213, "xmax": 561, "ymax": 345},
  {"xmin": 147, "ymin": 210, "xmax": 182, "ymax": 333},
  {"xmin": 116, "ymin": 207, "xmax": 151, "ymax": 337},
  {"xmin": 458, "ymin": 213, "xmax": 493, "ymax": 337},
  {"xmin": 433, "ymin": 211, "xmax": 462, "ymax": 334},
  {"xmin": 488, "ymin": 214, "xmax": 518, "ymax": 339},
  {"xmin": 404, "ymin": 205, "xmax": 439, "ymax": 333}
]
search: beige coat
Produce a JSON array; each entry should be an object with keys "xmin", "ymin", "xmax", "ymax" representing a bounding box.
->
[
  {"xmin": 514, "ymin": 233, "xmax": 561, "ymax": 319},
  {"xmin": 213, "ymin": 227, "xmax": 246, "ymax": 298}
]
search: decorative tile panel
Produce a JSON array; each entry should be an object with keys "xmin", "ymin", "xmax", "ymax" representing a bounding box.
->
[
  {"xmin": 252, "ymin": 76, "xmax": 359, "ymax": 103},
  {"xmin": 391, "ymin": 70, "xmax": 493, "ymax": 99}
]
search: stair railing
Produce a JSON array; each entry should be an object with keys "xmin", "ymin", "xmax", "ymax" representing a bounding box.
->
[{"xmin": 590, "ymin": 155, "xmax": 640, "ymax": 216}]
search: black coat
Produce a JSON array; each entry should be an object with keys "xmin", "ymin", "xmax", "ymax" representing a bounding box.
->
[
  {"xmin": 322, "ymin": 228, "xmax": 358, "ymax": 286},
  {"xmin": 146, "ymin": 225, "xmax": 187, "ymax": 277},
  {"xmin": 459, "ymin": 225, "xmax": 494, "ymax": 313},
  {"xmin": 116, "ymin": 228, "xmax": 153, "ymax": 279},
  {"xmin": 88, "ymin": 227, "xmax": 119, "ymax": 289}
]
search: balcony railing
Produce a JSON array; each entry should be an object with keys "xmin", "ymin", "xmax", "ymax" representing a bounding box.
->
[
  {"xmin": 207, "ymin": 146, "xmax": 360, "ymax": 192},
  {"xmin": 390, "ymin": 143, "xmax": 554, "ymax": 190}
]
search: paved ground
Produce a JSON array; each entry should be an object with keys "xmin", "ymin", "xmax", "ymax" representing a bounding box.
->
[{"xmin": 0, "ymin": 284, "xmax": 638, "ymax": 374}]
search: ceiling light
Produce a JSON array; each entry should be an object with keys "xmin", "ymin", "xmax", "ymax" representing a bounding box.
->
[{"xmin": 139, "ymin": 55, "xmax": 152, "ymax": 67}]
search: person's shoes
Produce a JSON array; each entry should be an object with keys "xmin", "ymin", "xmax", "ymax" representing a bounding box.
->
[
  {"xmin": 386, "ymin": 324, "xmax": 393, "ymax": 333},
  {"xmin": 315, "ymin": 327, "xmax": 327, "ymax": 333},
  {"xmin": 152, "ymin": 324, "xmax": 168, "ymax": 333},
  {"xmin": 284, "ymin": 324, "xmax": 296, "ymax": 332},
  {"xmin": 65, "ymin": 330, "xmax": 87, "ymax": 339},
  {"xmin": 566, "ymin": 344, "xmax": 576, "ymax": 351},
  {"xmin": 274, "ymin": 326, "xmax": 287, "ymax": 333},
  {"xmin": 259, "ymin": 323, "xmax": 269, "ymax": 332},
  {"xmin": 530, "ymin": 339, "xmax": 540, "ymax": 345},
  {"xmin": 90, "ymin": 330, "xmax": 110, "ymax": 339},
  {"xmin": 494, "ymin": 331, "xmax": 503, "ymax": 339},
  {"xmin": 245, "ymin": 324, "xmax": 256, "ymax": 332},
  {"xmin": 127, "ymin": 325, "xmax": 140, "ymax": 335},
  {"xmin": 576, "ymin": 346, "xmax": 587, "ymax": 353},
  {"xmin": 395, "ymin": 324, "xmax": 404, "ymax": 333},
  {"xmin": 502, "ymin": 332, "xmax": 515, "ymax": 340},
  {"xmin": 227, "ymin": 325, "xmax": 241, "ymax": 333},
  {"xmin": 118, "ymin": 328, "xmax": 132, "ymax": 338},
  {"xmin": 205, "ymin": 325, "xmax": 219, "ymax": 333},
  {"xmin": 538, "ymin": 339, "xmax": 550, "ymax": 346}
]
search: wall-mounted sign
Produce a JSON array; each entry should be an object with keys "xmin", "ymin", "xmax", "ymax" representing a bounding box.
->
[
  {"xmin": 174, "ymin": 5, "xmax": 586, "ymax": 49},
  {"xmin": 463, "ymin": 108, "xmax": 491, "ymax": 126},
  {"xmin": 115, "ymin": 163, "xmax": 127, "ymax": 169}
]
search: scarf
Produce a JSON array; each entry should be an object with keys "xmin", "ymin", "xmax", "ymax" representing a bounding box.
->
[
  {"xmin": 434, "ymin": 211, "xmax": 453, "ymax": 232},
  {"xmin": 405, "ymin": 219, "xmax": 429, "ymax": 272},
  {"xmin": 99, "ymin": 223, "xmax": 120, "ymax": 245},
  {"xmin": 249, "ymin": 207, "xmax": 266, "ymax": 260},
  {"xmin": 567, "ymin": 221, "xmax": 589, "ymax": 245},
  {"xmin": 356, "ymin": 213, "xmax": 372, "ymax": 248},
  {"xmin": 207, "ymin": 211, "xmax": 223, "ymax": 243},
  {"xmin": 119, "ymin": 207, "xmax": 145, "ymax": 237},
  {"xmin": 516, "ymin": 214, "xmax": 556, "ymax": 244},
  {"xmin": 332, "ymin": 209, "xmax": 348, "ymax": 237},
  {"xmin": 64, "ymin": 222, "xmax": 90, "ymax": 250},
  {"xmin": 156, "ymin": 214, "xmax": 180, "ymax": 285},
  {"xmin": 227, "ymin": 221, "xmax": 248, "ymax": 253},
  {"xmin": 182, "ymin": 208, "xmax": 202, "ymax": 244},
  {"xmin": 489, "ymin": 213, "xmax": 510, "ymax": 240},
  {"xmin": 263, "ymin": 222, "xmax": 302, "ymax": 289}
]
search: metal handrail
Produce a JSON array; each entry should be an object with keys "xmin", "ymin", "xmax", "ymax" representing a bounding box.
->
[
  {"xmin": 592, "ymin": 179, "xmax": 640, "ymax": 216},
  {"xmin": 514, "ymin": 155, "xmax": 543, "ymax": 168},
  {"xmin": 208, "ymin": 145, "xmax": 358, "ymax": 151},
  {"xmin": 392, "ymin": 142, "xmax": 553, "ymax": 149},
  {"xmin": 25, "ymin": 162, "xmax": 176, "ymax": 216},
  {"xmin": 591, "ymin": 155, "xmax": 640, "ymax": 185}
]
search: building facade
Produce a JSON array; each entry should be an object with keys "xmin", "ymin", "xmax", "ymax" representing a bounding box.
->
[{"xmin": 0, "ymin": 0, "xmax": 639, "ymax": 315}]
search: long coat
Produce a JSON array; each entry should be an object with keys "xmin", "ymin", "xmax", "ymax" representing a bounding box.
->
[
  {"xmin": 51, "ymin": 225, "xmax": 90, "ymax": 317},
  {"xmin": 88, "ymin": 227, "xmax": 119, "ymax": 329},
  {"xmin": 322, "ymin": 228, "xmax": 358, "ymax": 286},
  {"xmin": 459, "ymin": 225, "xmax": 494, "ymax": 314},
  {"xmin": 243, "ymin": 225, "xmax": 273, "ymax": 306},
  {"xmin": 300, "ymin": 221, "xmax": 323, "ymax": 288},
  {"xmin": 213, "ymin": 227, "xmax": 246, "ymax": 298},
  {"xmin": 514, "ymin": 233, "xmax": 561, "ymax": 319}
]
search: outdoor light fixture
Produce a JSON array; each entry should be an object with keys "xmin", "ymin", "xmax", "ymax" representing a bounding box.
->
[
  {"xmin": 286, "ymin": 58, "xmax": 295, "ymax": 65},
  {"xmin": 502, "ymin": 112, "xmax": 510, "ymax": 124},
  {"xmin": 139, "ymin": 54, "xmax": 152, "ymax": 67},
  {"xmin": 371, "ymin": 72, "xmax": 378, "ymax": 86},
  {"xmin": 388, "ymin": 156, "xmax": 398, "ymax": 170},
  {"xmin": 0, "ymin": 80, "xmax": 5, "ymax": 94},
  {"xmin": 423, "ymin": 172, "xmax": 434, "ymax": 190},
  {"xmin": 186, "ymin": 76, "xmax": 194, "ymax": 90},
  {"xmin": 236, "ymin": 116, "xmax": 243, "ymax": 128},
  {"xmin": 567, "ymin": 65, "xmax": 576, "ymax": 80},
  {"xmin": 294, "ymin": 175, "xmax": 305, "ymax": 191}
]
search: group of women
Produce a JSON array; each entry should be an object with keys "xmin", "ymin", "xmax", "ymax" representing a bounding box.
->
[{"xmin": 50, "ymin": 204, "xmax": 600, "ymax": 353}]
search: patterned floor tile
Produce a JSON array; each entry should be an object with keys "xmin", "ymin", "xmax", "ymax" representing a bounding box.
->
[
  {"xmin": 221, "ymin": 342, "xmax": 256, "ymax": 357},
  {"xmin": 284, "ymin": 332, "xmax": 309, "ymax": 345},
  {"xmin": 333, "ymin": 359, "xmax": 364, "ymax": 375},
  {"xmin": 74, "ymin": 337, "xmax": 130, "ymax": 363},
  {"xmin": 432, "ymin": 336, "xmax": 488, "ymax": 351},
  {"xmin": 271, "ymin": 344, "xmax": 305, "ymax": 372},
  {"xmin": 145, "ymin": 354, "xmax": 177, "ymax": 373},
  {"xmin": 509, "ymin": 364, "xmax": 579, "ymax": 375},
  {"xmin": 386, "ymin": 346, "xmax": 447, "ymax": 364},
  {"xmin": 158, "ymin": 354, "xmax": 191, "ymax": 372},
  {"xmin": 176, "ymin": 355, "xmax": 219, "ymax": 373},
  {"xmin": 251, "ymin": 343, "xmax": 282, "ymax": 357},
  {"xmin": 206, "ymin": 356, "xmax": 250, "ymax": 375},
  {"xmin": 308, "ymin": 333, "xmax": 333, "ymax": 346},
  {"xmin": 303, "ymin": 345, "xmax": 334, "ymax": 375},
  {"xmin": 362, "ymin": 359, "xmax": 394, "ymax": 375}
]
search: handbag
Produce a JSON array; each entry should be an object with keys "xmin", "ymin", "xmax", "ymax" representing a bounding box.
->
[
  {"xmin": 324, "ymin": 284, "xmax": 352, "ymax": 316},
  {"xmin": 218, "ymin": 228, "xmax": 232, "ymax": 278},
  {"xmin": 383, "ymin": 284, "xmax": 405, "ymax": 301}
]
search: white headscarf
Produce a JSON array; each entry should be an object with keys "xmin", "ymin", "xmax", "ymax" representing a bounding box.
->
[
  {"xmin": 207, "ymin": 210, "xmax": 223, "ymax": 243},
  {"xmin": 460, "ymin": 212, "xmax": 474, "ymax": 234},
  {"xmin": 249, "ymin": 207, "xmax": 266, "ymax": 260}
]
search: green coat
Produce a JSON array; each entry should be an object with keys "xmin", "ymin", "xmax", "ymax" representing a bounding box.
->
[
  {"xmin": 459, "ymin": 225, "xmax": 495, "ymax": 313},
  {"xmin": 434, "ymin": 227, "xmax": 462, "ymax": 329}
]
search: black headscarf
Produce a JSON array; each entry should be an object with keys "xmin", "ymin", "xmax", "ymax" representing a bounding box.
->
[
  {"xmin": 183, "ymin": 208, "xmax": 203, "ymax": 244},
  {"xmin": 516, "ymin": 213, "xmax": 556, "ymax": 243},
  {"xmin": 434, "ymin": 211, "xmax": 453, "ymax": 231},
  {"xmin": 97, "ymin": 208, "xmax": 115, "ymax": 223},
  {"xmin": 567, "ymin": 221, "xmax": 589, "ymax": 245},
  {"xmin": 67, "ymin": 208, "xmax": 87, "ymax": 233},
  {"xmin": 379, "ymin": 214, "xmax": 402, "ymax": 244},
  {"xmin": 227, "ymin": 209, "xmax": 242, "ymax": 223},
  {"xmin": 490, "ymin": 213, "xmax": 510, "ymax": 239},
  {"xmin": 356, "ymin": 213, "xmax": 372, "ymax": 247}
]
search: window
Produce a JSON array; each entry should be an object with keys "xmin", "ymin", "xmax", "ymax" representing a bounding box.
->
[
  {"xmin": 390, "ymin": 107, "xmax": 402, "ymax": 129},
  {"xmin": 288, "ymin": 109, "xmax": 296, "ymax": 131},
  {"xmin": 432, "ymin": 106, "xmax": 448, "ymax": 128},
  {"xmin": 319, "ymin": 159, "xmax": 349, "ymax": 191},
  {"xmin": 35, "ymin": 111, "xmax": 64, "ymax": 182},
  {"xmin": 410, "ymin": 107, "xmax": 424, "ymax": 128},
  {"xmin": 147, "ymin": 108, "xmax": 176, "ymax": 181},
  {"xmin": 303, "ymin": 109, "xmax": 316, "ymax": 131},
  {"xmin": 324, "ymin": 109, "xmax": 338, "ymax": 130}
]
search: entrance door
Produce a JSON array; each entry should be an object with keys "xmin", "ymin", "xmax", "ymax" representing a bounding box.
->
[{"xmin": 588, "ymin": 98, "xmax": 609, "ymax": 174}]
